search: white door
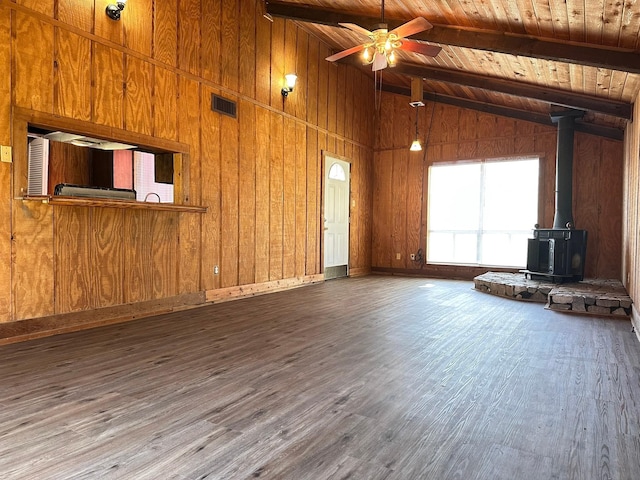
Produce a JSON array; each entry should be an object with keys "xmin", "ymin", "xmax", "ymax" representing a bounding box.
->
[{"xmin": 324, "ymin": 156, "xmax": 350, "ymax": 270}]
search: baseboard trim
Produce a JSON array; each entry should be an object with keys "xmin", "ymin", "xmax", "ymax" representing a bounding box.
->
[
  {"xmin": 205, "ymin": 274, "xmax": 324, "ymax": 303},
  {"xmin": 0, "ymin": 292, "xmax": 206, "ymax": 346},
  {"xmin": 348, "ymin": 267, "xmax": 371, "ymax": 277}
]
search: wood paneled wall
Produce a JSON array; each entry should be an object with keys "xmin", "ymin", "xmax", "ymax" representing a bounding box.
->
[
  {"xmin": 0, "ymin": 0, "xmax": 375, "ymax": 331},
  {"xmin": 623, "ymin": 97, "xmax": 640, "ymax": 326},
  {"xmin": 372, "ymin": 92, "xmax": 623, "ymax": 280}
]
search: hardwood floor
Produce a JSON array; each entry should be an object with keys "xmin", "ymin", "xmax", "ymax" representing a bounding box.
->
[{"xmin": 0, "ymin": 276, "xmax": 639, "ymax": 479}]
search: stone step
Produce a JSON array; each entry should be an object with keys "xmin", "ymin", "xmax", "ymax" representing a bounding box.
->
[{"xmin": 473, "ymin": 272, "xmax": 632, "ymax": 317}]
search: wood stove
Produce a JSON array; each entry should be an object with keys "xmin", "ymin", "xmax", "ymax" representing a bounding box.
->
[{"xmin": 524, "ymin": 110, "xmax": 588, "ymax": 283}]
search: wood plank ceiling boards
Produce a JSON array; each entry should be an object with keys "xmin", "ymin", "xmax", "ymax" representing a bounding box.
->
[{"xmin": 266, "ymin": 0, "xmax": 640, "ymax": 138}]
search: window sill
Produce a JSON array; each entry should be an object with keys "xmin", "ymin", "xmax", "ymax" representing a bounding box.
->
[{"xmin": 21, "ymin": 195, "xmax": 207, "ymax": 214}]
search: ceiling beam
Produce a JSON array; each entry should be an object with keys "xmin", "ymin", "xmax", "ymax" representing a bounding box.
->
[
  {"xmin": 266, "ymin": 1, "xmax": 640, "ymax": 74},
  {"xmin": 362, "ymin": 60, "xmax": 631, "ymax": 119},
  {"xmin": 382, "ymin": 84, "xmax": 624, "ymax": 141}
]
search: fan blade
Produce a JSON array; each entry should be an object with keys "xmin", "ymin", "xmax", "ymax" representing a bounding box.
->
[
  {"xmin": 339, "ymin": 22, "xmax": 373, "ymax": 39},
  {"xmin": 389, "ymin": 17, "xmax": 432, "ymax": 39},
  {"xmin": 372, "ymin": 51, "xmax": 387, "ymax": 71},
  {"xmin": 325, "ymin": 44, "xmax": 366, "ymax": 63},
  {"xmin": 399, "ymin": 40, "xmax": 442, "ymax": 57}
]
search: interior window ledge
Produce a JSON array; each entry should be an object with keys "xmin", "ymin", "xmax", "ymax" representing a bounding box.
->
[{"xmin": 20, "ymin": 195, "xmax": 207, "ymax": 214}]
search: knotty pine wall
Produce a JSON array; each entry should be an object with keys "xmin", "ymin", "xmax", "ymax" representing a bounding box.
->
[
  {"xmin": 623, "ymin": 96, "xmax": 640, "ymax": 331},
  {"xmin": 372, "ymin": 92, "xmax": 623, "ymax": 280},
  {"xmin": 0, "ymin": 0, "xmax": 375, "ymax": 337}
]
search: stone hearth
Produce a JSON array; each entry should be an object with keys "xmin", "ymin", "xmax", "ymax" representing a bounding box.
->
[{"xmin": 474, "ymin": 272, "xmax": 632, "ymax": 317}]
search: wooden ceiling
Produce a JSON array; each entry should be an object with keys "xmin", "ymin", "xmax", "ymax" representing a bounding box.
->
[{"xmin": 265, "ymin": 0, "xmax": 640, "ymax": 140}]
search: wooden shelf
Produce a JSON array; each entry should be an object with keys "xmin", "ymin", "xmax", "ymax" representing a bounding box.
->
[{"xmin": 21, "ymin": 196, "xmax": 207, "ymax": 214}]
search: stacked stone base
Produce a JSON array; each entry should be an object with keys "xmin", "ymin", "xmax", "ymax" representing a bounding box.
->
[{"xmin": 474, "ymin": 272, "xmax": 632, "ymax": 317}]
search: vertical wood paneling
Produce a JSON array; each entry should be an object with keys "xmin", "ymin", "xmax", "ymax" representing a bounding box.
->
[
  {"xmin": 295, "ymin": 121, "xmax": 307, "ymax": 277},
  {"xmin": 221, "ymin": 0, "xmax": 239, "ymax": 91},
  {"xmin": 94, "ymin": 0, "xmax": 123, "ymax": 44},
  {"xmin": 178, "ymin": 0, "xmax": 201, "ymax": 76},
  {"xmin": 124, "ymin": 0, "xmax": 153, "ymax": 56},
  {"xmin": 124, "ymin": 55, "xmax": 153, "ymax": 136},
  {"xmin": 93, "ymin": 208, "xmax": 124, "ymax": 308},
  {"xmin": 282, "ymin": 117, "xmax": 296, "ymax": 279},
  {"xmin": 220, "ymin": 111, "xmax": 240, "ymax": 288},
  {"xmin": 316, "ymin": 46, "xmax": 329, "ymax": 130},
  {"xmin": 238, "ymin": 0, "xmax": 256, "ymax": 97},
  {"xmin": 13, "ymin": 12, "xmax": 54, "ymax": 113},
  {"xmin": 372, "ymin": 151, "xmax": 392, "ymax": 267},
  {"xmin": 12, "ymin": 202, "xmax": 54, "ymax": 320},
  {"xmin": 407, "ymin": 150, "xmax": 424, "ymax": 259},
  {"xmin": 295, "ymin": 30, "xmax": 308, "ymax": 120},
  {"xmin": 270, "ymin": 18, "xmax": 285, "ymax": 110},
  {"xmin": 123, "ymin": 210, "xmax": 153, "ymax": 303},
  {"xmin": 269, "ymin": 112, "xmax": 284, "ymax": 280},
  {"xmin": 178, "ymin": 76, "xmax": 201, "ymax": 204},
  {"xmin": 392, "ymin": 149, "xmax": 408, "ymax": 268},
  {"xmin": 55, "ymin": 207, "xmax": 93, "ymax": 313},
  {"xmin": 335, "ymin": 65, "xmax": 346, "ymax": 137},
  {"xmin": 254, "ymin": 3, "xmax": 271, "ymax": 106},
  {"xmin": 154, "ymin": 0, "xmax": 178, "ymax": 66},
  {"xmin": 305, "ymin": 127, "xmax": 318, "ymax": 275},
  {"xmin": 3, "ymin": 2, "xmax": 377, "ymax": 331},
  {"xmin": 200, "ymin": 87, "xmax": 222, "ymax": 291},
  {"xmin": 16, "ymin": 0, "xmax": 53, "ymax": 16},
  {"xmin": 239, "ymin": 100, "xmax": 256, "ymax": 285},
  {"xmin": 283, "ymin": 22, "xmax": 297, "ymax": 118},
  {"xmin": 574, "ymin": 134, "xmax": 600, "ymax": 277},
  {"xmin": 255, "ymin": 107, "xmax": 271, "ymax": 283},
  {"xmin": 201, "ymin": 0, "xmax": 220, "ymax": 83},
  {"xmin": 178, "ymin": 213, "xmax": 201, "ymax": 294},
  {"xmin": 55, "ymin": 28, "xmax": 91, "ymax": 121},
  {"xmin": 154, "ymin": 67, "xmax": 178, "ymax": 141},
  {"xmin": 57, "ymin": 0, "xmax": 93, "ymax": 32},
  {"xmin": 374, "ymin": 93, "xmax": 622, "ymax": 279},
  {"xmin": 317, "ymin": 132, "xmax": 327, "ymax": 273},
  {"xmin": 0, "ymin": 7, "xmax": 10, "ymax": 321},
  {"xmin": 151, "ymin": 213, "xmax": 178, "ymax": 299},
  {"xmin": 597, "ymin": 139, "xmax": 623, "ymax": 278},
  {"xmin": 306, "ymin": 37, "xmax": 319, "ymax": 127},
  {"xmin": 326, "ymin": 63, "xmax": 338, "ymax": 134},
  {"xmin": 93, "ymin": 43, "xmax": 123, "ymax": 128}
]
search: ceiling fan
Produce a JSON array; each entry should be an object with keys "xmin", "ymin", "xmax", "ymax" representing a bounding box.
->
[{"xmin": 325, "ymin": 0, "xmax": 441, "ymax": 71}]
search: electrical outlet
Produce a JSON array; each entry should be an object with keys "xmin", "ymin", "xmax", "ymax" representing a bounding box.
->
[
  {"xmin": 214, "ymin": 265, "xmax": 219, "ymax": 275},
  {"xmin": 396, "ymin": 253, "xmax": 401, "ymax": 260},
  {"xmin": 410, "ymin": 253, "xmax": 416, "ymax": 260},
  {"xmin": 0, "ymin": 145, "xmax": 11, "ymax": 163}
]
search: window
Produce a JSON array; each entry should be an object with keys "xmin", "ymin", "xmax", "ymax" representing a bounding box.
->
[
  {"xmin": 427, "ymin": 156, "xmax": 539, "ymax": 267},
  {"xmin": 328, "ymin": 162, "xmax": 346, "ymax": 181}
]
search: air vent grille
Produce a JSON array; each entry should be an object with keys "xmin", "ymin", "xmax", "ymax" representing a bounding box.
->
[{"xmin": 211, "ymin": 94, "xmax": 237, "ymax": 118}]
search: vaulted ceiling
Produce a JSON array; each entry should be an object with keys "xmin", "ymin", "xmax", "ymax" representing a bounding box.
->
[{"xmin": 265, "ymin": 0, "xmax": 640, "ymax": 140}]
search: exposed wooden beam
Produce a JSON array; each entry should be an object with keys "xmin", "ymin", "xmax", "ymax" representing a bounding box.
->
[
  {"xmin": 370, "ymin": 61, "xmax": 631, "ymax": 119},
  {"xmin": 266, "ymin": 1, "xmax": 640, "ymax": 74},
  {"xmin": 382, "ymin": 84, "xmax": 624, "ymax": 141}
]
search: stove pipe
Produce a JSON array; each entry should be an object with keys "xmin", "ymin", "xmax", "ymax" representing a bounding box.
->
[{"xmin": 550, "ymin": 110, "xmax": 584, "ymax": 229}]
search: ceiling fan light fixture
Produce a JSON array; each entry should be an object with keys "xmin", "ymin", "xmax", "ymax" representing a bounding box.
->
[
  {"xmin": 362, "ymin": 46, "xmax": 374, "ymax": 63},
  {"xmin": 387, "ymin": 50, "xmax": 397, "ymax": 67}
]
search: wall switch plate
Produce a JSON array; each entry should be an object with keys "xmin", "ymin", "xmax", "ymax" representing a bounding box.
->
[
  {"xmin": 396, "ymin": 253, "xmax": 401, "ymax": 260},
  {"xmin": 0, "ymin": 145, "xmax": 11, "ymax": 163}
]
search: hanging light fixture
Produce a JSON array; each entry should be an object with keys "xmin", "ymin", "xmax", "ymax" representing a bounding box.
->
[{"xmin": 410, "ymin": 106, "xmax": 422, "ymax": 151}]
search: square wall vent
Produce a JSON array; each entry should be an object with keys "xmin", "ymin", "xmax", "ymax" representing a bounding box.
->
[{"xmin": 211, "ymin": 94, "xmax": 237, "ymax": 118}]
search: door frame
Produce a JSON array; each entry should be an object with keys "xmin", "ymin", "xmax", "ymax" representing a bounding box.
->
[{"xmin": 320, "ymin": 151, "xmax": 351, "ymax": 276}]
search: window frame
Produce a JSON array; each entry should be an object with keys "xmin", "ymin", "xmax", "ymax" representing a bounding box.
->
[{"xmin": 426, "ymin": 154, "xmax": 541, "ymax": 268}]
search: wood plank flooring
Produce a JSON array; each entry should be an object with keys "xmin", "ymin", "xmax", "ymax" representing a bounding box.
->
[{"xmin": 0, "ymin": 276, "xmax": 639, "ymax": 479}]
